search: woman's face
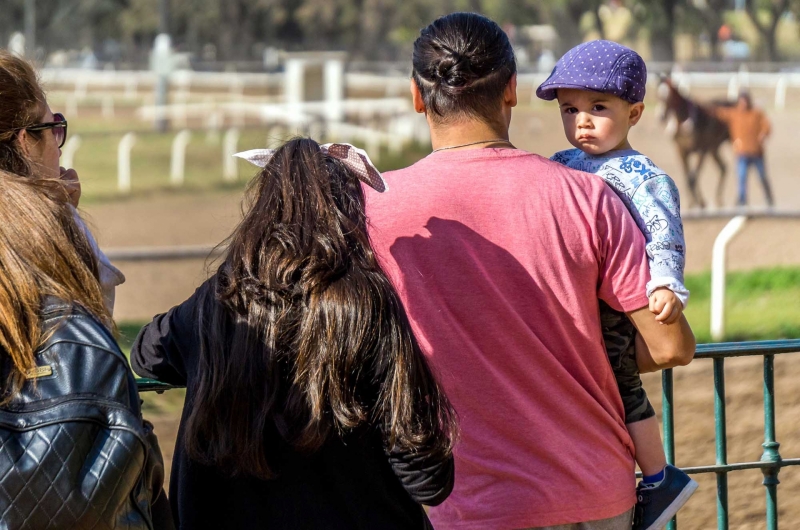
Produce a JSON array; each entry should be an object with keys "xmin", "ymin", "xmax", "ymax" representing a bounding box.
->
[{"xmin": 22, "ymin": 104, "xmax": 61, "ymax": 179}]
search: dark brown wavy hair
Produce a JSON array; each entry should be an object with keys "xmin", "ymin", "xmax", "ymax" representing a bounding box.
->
[
  {"xmin": 184, "ymin": 138, "xmax": 457, "ymax": 479},
  {"xmin": 412, "ymin": 13, "xmax": 516, "ymax": 125}
]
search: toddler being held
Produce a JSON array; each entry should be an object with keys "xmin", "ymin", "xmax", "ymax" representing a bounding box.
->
[{"xmin": 537, "ymin": 40, "xmax": 697, "ymax": 530}]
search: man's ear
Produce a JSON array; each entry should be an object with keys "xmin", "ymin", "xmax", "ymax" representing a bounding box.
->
[
  {"xmin": 629, "ymin": 102, "xmax": 645, "ymax": 126},
  {"xmin": 504, "ymin": 73, "xmax": 518, "ymax": 108},
  {"xmin": 410, "ymin": 79, "xmax": 426, "ymax": 114}
]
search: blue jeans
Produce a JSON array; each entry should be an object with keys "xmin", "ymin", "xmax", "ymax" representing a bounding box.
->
[{"xmin": 737, "ymin": 155, "xmax": 774, "ymax": 206}]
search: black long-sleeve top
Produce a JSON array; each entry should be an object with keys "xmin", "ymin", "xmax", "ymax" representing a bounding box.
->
[{"xmin": 130, "ymin": 278, "xmax": 454, "ymax": 530}]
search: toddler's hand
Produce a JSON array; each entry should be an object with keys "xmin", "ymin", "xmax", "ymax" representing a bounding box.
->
[{"xmin": 649, "ymin": 288, "xmax": 683, "ymax": 324}]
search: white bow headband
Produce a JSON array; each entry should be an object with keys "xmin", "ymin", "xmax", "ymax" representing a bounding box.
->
[{"xmin": 234, "ymin": 143, "xmax": 387, "ymax": 193}]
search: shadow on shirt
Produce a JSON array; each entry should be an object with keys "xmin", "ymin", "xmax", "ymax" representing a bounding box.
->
[{"xmin": 387, "ymin": 216, "xmax": 601, "ymax": 374}]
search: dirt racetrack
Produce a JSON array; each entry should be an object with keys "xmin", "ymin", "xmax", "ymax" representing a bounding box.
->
[{"xmin": 84, "ymin": 92, "xmax": 799, "ymax": 527}]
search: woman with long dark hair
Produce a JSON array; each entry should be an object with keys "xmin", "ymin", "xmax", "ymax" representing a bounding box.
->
[{"xmin": 131, "ymin": 138, "xmax": 457, "ymax": 529}]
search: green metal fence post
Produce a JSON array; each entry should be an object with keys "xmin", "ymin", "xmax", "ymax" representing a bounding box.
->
[
  {"xmin": 714, "ymin": 358, "xmax": 729, "ymax": 530},
  {"xmin": 761, "ymin": 354, "xmax": 781, "ymax": 530},
  {"xmin": 662, "ymin": 368, "xmax": 677, "ymax": 530}
]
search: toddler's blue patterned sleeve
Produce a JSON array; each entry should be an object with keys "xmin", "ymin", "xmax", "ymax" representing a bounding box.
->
[{"xmin": 631, "ymin": 175, "xmax": 690, "ymax": 306}]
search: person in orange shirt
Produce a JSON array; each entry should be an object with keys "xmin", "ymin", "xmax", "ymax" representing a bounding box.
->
[{"xmin": 714, "ymin": 92, "xmax": 773, "ymax": 207}]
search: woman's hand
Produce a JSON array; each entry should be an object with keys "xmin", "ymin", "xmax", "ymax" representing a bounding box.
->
[{"xmin": 60, "ymin": 166, "xmax": 81, "ymax": 207}]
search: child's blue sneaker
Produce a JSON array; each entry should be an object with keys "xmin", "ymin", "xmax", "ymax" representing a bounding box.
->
[{"xmin": 633, "ymin": 465, "xmax": 698, "ymax": 530}]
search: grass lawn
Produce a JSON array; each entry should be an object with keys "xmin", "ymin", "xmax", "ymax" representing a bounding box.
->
[{"xmin": 684, "ymin": 267, "xmax": 800, "ymax": 343}]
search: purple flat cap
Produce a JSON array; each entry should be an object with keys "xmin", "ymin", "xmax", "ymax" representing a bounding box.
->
[{"xmin": 536, "ymin": 40, "xmax": 646, "ymax": 103}]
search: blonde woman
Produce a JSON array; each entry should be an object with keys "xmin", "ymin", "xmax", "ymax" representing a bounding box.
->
[
  {"xmin": 0, "ymin": 50, "xmax": 123, "ymax": 311},
  {"xmin": 0, "ymin": 172, "xmax": 171, "ymax": 529}
]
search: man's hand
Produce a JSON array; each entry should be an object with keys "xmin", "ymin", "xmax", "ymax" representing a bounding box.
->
[
  {"xmin": 649, "ymin": 287, "xmax": 682, "ymax": 325},
  {"xmin": 60, "ymin": 167, "xmax": 81, "ymax": 208}
]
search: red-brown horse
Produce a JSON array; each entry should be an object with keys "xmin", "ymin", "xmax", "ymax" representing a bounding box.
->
[{"xmin": 656, "ymin": 77, "xmax": 730, "ymax": 209}]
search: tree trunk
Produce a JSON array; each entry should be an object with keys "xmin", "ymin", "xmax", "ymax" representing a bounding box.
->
[
  {"xmin": 744, "ymin": 0, "xmax": 789, "ymax": 61},
  {"xmin": 551, "ymin": 0, "xmax": 586, "ymax": 54},
  {"xmin": 649, "ymin": 0, "xmax": 676, "ymax": 62},
  {"xmin": 593, "ymin": 1, "xmax": 606, "ymax": 40},
  {"xmin": 218, "ymin": 0, "xmax": 257, "ymax": 61}
]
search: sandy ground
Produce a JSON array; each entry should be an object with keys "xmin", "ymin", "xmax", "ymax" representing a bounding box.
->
[{"xmin": 82, "ymin": 98, "xmax": 800, "ymax": 527}]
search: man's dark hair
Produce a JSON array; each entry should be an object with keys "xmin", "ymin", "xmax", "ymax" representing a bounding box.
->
[{"xmin": 412, "ymin": 13, "xmax": 516, "ymax": 125}]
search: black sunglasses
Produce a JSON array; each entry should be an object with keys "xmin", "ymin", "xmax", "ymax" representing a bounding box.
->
[{"xmin": 24, "ymin": 112, "xmax": 68, "ymax": 149}]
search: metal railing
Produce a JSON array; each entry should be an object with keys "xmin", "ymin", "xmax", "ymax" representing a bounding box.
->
[
  {"xmin": 661, "ymin": 339, "xmax": 800, "ymax": 530},
  {"xmin": 135, "ymin": 338, "xmax": 800, "ymax": 528}
]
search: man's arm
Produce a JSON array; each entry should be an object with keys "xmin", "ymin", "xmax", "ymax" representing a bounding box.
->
[
  {"xmin": 709, "ymin": 105, "xmax": 734, "ymax": 123},
  {"xmin": 627, "ymin": 306, "xmax": 696, "ymax": 373}
]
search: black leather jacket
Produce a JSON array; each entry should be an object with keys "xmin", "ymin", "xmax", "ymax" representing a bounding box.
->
[{"xmin": 0, "ymin": 299, "xmax": 168, "ymax": 530}]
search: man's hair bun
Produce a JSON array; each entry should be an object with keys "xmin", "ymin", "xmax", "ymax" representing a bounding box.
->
[
  {"xmin": 412, "ymin": 13, "xmax": 516, "ymax": 120},
  {"xmin": 434, "ymin": 51, "xmax": 477, "ymax": 89}
]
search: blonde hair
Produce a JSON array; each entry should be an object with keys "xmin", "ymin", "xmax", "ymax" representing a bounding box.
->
[{"xmin": 0, "ymin": 171, "xmax": 111, "ymax": 401}]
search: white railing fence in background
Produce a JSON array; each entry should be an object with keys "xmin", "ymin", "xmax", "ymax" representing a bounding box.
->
[
  {"xmin": 117, "ymin": 133, "xmax": 136, "ymax": 193},
  {"xmin": 170, "ymin": 130, "xmax": 192, "ymax": 186},
  {"xmin": 61, "ymin": 135, "xmax": 82, "ymax": 169},
  {"xmin": 223, "ymin": 128, "xmax": 240, "ymax": 183}
]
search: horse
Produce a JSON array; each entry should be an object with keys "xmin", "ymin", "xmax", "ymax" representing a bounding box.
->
[{"xmin": 656, "ymin": 77, "xmax": 730, "ymax": 209}]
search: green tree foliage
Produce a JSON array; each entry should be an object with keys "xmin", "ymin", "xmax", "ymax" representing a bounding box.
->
[
  {"xmin": 0, "ymin": 0, "xmax": 797, "ymax": 64},
  {"xmin": 744, "ymin": 0, "xmax": 791, "ymax": 60}
]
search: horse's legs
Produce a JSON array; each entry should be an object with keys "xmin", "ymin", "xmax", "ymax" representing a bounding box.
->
[
  {"xmin": 691, "ymin": 150, "xmax": 708, "ymax": 209},
  {"xmin": 711, "ymin": 149, "xmax": 727, "ymax": 209},
  {"xmin": 680, "ymin": 149, "xmax": 703, "ymax": 209}
]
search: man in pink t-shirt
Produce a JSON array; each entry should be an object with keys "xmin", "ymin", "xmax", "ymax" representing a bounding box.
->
[{"xmin": 366, "ymin": 13, "xmax": 695, "ymax": 530}]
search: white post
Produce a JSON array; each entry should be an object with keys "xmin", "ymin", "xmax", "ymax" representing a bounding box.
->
[
  {"xmin": 124, "ymin": 78, "xmax": 138, "ymax": 99},
  {"xmin": 775, "ymin": 76, "xmax": 787, "ymax": 110},
  {"xmin": 324, "ymin": 59, "xmax": 345, "ymax": 123},
  {"xmin": 710, "ymin": 215, "xmax": 748, "ymax": 341},
  {"xmin": 101, "ymin": 95, "xmax": 115, "ymax": 119},
  {"xmin": 205, "ymin": 112, "xmax": 221, "ymax": 145},
  {"xmin": 678, "ymin": 77, "xmax": 691, "ymax": 95},
  {"xmin": 117, "ymin": 133, "xmax": 137, "ymax": 194},
  {"xmin": 170, "ymin": 130, "xmax": 192, "ymax": 186},
  {"xmin": 230, "ymin": 76, "xmax": 245, "ymax": 127},
  {"xmin": 727, "ymin": 76, "xmax": 739, "ymax": 101},
  {"xmin": 61, "ymin": 135, "xmax": 82, "ymax": 170},
  {"xmin": 223, "ymin": 128, "xmax": 240, "ymax": 183},
  {"xmin": 738, "ymin": 63, "xmax": 750, "ymax": 88},
  {"xmin": 285, "ymin": 58, "xmax": 305, "ymax": 126}
]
